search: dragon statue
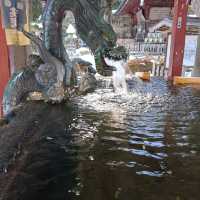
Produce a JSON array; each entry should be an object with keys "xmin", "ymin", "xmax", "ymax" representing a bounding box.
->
[{"xmin": 2, "ymin": 0, "xmax": 125, "ymax": 119}]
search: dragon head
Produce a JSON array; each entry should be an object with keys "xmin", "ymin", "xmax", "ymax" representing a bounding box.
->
[{"xmin": 95, "ymin": 45, "xmax": 128, "ymax": 76}]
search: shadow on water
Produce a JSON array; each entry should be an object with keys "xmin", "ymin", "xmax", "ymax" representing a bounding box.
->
[
  {"xmin": 0, "ymin": 78, "xmax": 200, "ymax": 200},
  {"xmin": 0, "ymin": 102, "xmax": 80, "ymax": 200}
]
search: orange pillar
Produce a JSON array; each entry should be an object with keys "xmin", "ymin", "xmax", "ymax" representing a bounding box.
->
[
  {"xmin": 0, "ymin": 12, "xmax": 10, "ymax": 117},
  {"xmin": 168, "ymin": 0, "xmax": 189, "ymax": 80}
]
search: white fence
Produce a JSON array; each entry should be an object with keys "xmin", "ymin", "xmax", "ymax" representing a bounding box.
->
[
  {"xmin": 117, "ymin": 39, "xmax": 167, "ymax": 55},
  {"xmin": 130, "ymin": 43, "xmax": 167, "ymax": 55}
]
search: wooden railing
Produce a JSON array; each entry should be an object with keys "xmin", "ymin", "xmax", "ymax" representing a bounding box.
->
[
  {"xmin": 129, "ymin": 42, "xmax": 167, "ymax": 55},
  {"xmin": 117, "ymin": 39, "xmax": 167, "ymax": 56}
]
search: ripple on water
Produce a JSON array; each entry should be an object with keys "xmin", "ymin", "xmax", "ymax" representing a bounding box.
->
[
  {"xmin": 4, "ymin": 77, "xmax": 200, "ymax": 200},
  {"xmin": 74, "ymin": 78, "xmax": 200, "ymax": 186}
]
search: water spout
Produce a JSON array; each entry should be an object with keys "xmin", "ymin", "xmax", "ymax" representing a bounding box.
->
[{"xmin": 105, "ymin": 58, "xmax": 128, "ymax": 94}]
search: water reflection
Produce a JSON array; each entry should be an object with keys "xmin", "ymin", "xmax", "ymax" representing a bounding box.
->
[
  {"xmin": 0, "ymin": 78, "xmax": 200, "ymax": 199},
  {"xmin": 74, "ymin": 78, "xmax": 200, "ymax": 199},
  {"xmin": 0, "ymin": 103, "xmax": 80, "ymax": 200}
]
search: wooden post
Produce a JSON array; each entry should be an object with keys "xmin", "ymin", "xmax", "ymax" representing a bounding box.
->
[
  {"xmin": 0, "ymin": 12, "xmax": 10, "ymax": 117},
  {"xmin": 168, "ymin": 0, "xmax": 189, "ymax": 80}
]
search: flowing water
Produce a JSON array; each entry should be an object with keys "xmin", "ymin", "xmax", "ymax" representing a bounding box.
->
[
  {"xmin": 105, "ymin": 58, "xmax": 128, "ymax": 94},
  {"xmin": 1, "ymin": 77, "xmax": 200, "ymax": 200}
]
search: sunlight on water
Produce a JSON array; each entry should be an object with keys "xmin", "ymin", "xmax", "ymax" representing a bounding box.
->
[
  {"xmin": 1, "ymin": 78, "xmax": 200, "ymax": 200},
  {"xmin": 73, "ymin": 78, "xmax": 200, "ymax": 184},
  {"xmin": 75, "ymin": 77, "xmax": 170, "ymax": 114}
]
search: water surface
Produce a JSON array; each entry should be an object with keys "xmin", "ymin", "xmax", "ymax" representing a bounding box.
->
[{"xmin": 0, "ymin": 77, "xmax": 200, "ymax": 200}]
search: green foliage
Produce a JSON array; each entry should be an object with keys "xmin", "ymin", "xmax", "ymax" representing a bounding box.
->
[{"xmin": 32, "ymin": 0, "xmax": 42, "ymax": 22}]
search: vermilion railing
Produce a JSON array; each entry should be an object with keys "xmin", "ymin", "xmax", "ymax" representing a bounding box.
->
[{"xmin": 0, "ymin": 11, "xmax": 10, "ymax": 117}]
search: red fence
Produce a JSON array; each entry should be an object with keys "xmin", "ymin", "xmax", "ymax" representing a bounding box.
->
[{"xmin": 0, "ymin": 12, "xmax": 10, "ymax": 117}]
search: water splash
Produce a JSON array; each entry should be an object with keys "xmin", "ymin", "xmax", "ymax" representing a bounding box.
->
[
  {"xmin": 75, "ymin": 77, "xmax": 171, "ymax": 114},
  {"xmin": 105, "ymin": 58, "xmax": 128, "ymax": 94}
]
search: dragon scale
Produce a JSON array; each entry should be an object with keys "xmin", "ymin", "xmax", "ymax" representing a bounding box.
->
[{"xmin": 2, "ymin": 0, "xmax": 120, "ymax": 117}]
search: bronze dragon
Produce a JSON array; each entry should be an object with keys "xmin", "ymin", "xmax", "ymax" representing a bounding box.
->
[{"xmin": 2, "ymin": 0, "xmax": 125, "ymax": 118}]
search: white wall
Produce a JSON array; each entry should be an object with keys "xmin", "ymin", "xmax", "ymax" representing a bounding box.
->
[{"xmin": 166, "ymin": 34, "xmax": 198, "ymax": 69}]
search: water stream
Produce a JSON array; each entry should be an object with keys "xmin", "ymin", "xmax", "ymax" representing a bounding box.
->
[{"xmin": 104, "ymin": 58, "xmax": 128, "ymax": 94}]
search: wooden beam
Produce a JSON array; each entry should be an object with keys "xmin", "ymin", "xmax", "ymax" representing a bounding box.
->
[
  {"xmin": 145, "ymin": 0, "xmax": 174, "ymax": 7},
  {"xmin": 168, "ymin": 0, "xmax": 189, "ymax": 80},
  {"xmin": 174, "ymin": 76, "xmax": 200, "ymax": 85}
]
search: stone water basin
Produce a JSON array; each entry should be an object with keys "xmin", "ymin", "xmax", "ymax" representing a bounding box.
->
[{"xmin": 0, "ymin": 77, "xmax": 200, "ymax": 200}]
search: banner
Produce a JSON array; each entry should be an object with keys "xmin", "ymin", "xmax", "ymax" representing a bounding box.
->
[{"xmin": 0, "ymin": 0, "xmax": 30, "ymax": 45}]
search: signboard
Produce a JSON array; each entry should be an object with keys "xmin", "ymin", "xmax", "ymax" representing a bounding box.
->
[
  {"xmin": 149, "ymin": 7, "xmax": 171, "ymax": 21},
  {"xmin": 177, "ymin": 17, "xmax": 182, "ymax": 29},
  {"xmin": 183, "ymin": 35, "xmax": 198, "ymax": 66},
  {"xmin": 0, "ymin": 0, "xmax": 30, "ymax": 45},
  {"xmin": 166, "ymin": 34, "xmax": 198, "ymax": 74}
]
